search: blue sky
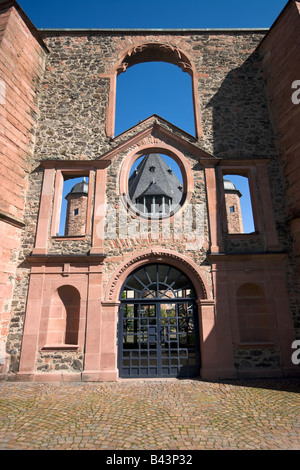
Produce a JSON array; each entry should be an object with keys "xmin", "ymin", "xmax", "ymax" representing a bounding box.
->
[
  {"xmin": 18, "ymin": 0, "xmax": 287, "ymax": 29},
  {"xmin": 19, "ymin": 0, "xmax": 286, "ymax": 234},
  {"xmin": 115, "ymin": 63, "xmax": 195, "ymax": 136},
  {"xmin": 18, "ymin": 0, "xmax": 288, "ymax": 137}
]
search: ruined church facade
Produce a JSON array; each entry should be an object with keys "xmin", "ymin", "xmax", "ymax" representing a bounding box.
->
[{"xmin": 0, "ymin": 0, "xmax": 300, "ymax": 381}]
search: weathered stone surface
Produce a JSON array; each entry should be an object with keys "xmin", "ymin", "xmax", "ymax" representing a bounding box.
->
[
  {"xmin": 1, "ymin": 2, "xmax": 299, "ymax": 379},
  {"xmin": 0, "ymin": 2, "xmax": 46, "ymax": 373}
]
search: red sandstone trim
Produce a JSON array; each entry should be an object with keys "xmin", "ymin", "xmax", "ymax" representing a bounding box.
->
[
  {"xmin": 218, "ymin": 162, "xmax": 267, "ymax": 238},
  {"xmin": 205, "ymin": 166, "xmax": 224, "ymax": 253},
  {"xmin": 104, "ymin": 247, "xmax": 212, "ymax": 303},
  {"xmin": 90, "ymin": 168, "xmax": 107, "ymax": 253},
  {"xmin": 103, "ymin": 42, "xmax": 203, "ymax": 139},
  {"xmin": 99, "ymin": 120, "xmax": 215, "ymax": 162},
  {"xmin": 119, "ymin": 142, "xmax": 195, "ymax": 220},
  {"xmin": 40, "ymin": 160, "xmax": 111, "ymax": 169},
  {"xmin": 0, "ymin": 209, "xmax": 25, "ymax": 228}
]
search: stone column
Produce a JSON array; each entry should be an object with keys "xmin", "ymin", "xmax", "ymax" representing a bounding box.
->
[
  {"xmin": 82, "ymin": 265, "xmax": 105, "ymax": 381},
  {"xmin": 197, "ymin": 299, "xmax": 219, "ymax": 380},
  {"xmin": 256, "ymin": 162, "xmax": 280, "ymax": 251},
  {"xmin": 210, "ymin": 260, "xmax": 237, "ymax": 379},
  {"xmin": 99, "ymin": 301, "xmax": 119, "ymax": 381},
  {"xmin": 204, "ymin": 166, "xmax": 224, "ymax": 253},
  {"xmin": 33, "ymin": 168, "xmax": 56, "ymax": 255},
  {"xmin": 269, "ymin": 264, "xmax": 300, "ymax": 376},
  {"xmin": 90, "ymin": 168, "xmax": 107, "ymax": 254},
  {"xmin": 18, "ymin": 273, "xmax": 45, "ymax": 379}
]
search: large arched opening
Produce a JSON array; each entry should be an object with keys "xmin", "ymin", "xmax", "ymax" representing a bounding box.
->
[
  {"xmin": 115, "ymin": 62, "xmax": 195, "ymax": 136},
  {"xmin": 105, "ymin": 42, "xmax": 203, "ymax": 139},
  {"xmin": 118, "ymin": 262, "xmax": 201, "ymax": 378}
]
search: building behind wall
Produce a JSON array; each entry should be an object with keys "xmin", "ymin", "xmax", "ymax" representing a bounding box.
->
[
  {"xmin": 64, "ymin": 179, "xmax": 89, "ymax": 236},
  {"xmin": 223, "ymin": 179, "xmax": 244, "ymax": 234},
  {"xmin": 0, "ymin": 0, "xmax": 299, "ymax": 382}
]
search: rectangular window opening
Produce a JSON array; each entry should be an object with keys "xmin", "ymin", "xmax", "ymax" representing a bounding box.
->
[
  {"xmin": 58, "ymin": 175, "xmax": 89, "ymax": 236},
  {"xmin": 223, "ymin": 174, "xmax": 255, "ymax": 234}
]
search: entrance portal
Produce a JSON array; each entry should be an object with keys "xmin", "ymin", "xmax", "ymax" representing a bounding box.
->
[{"xmin": 118, "ymin": 263, "xmax": 200, "ymax": 378}]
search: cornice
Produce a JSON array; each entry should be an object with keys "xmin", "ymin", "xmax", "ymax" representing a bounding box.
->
[
  {"xmin": 26, "ymin": 253, "xmax": 106, "ymax": 264},
  {"xmin": 209, "ymin": 252, "xmax": 287, "ymax": 262},
  {"xmin": 0, "ymin": 210, "xmax": 25, "ymax": 229},
  {"xmin": 98, "ymin": 117, "xmax": 218, "ymax": 163},
  {"xmin": 40, "ymin": 159, "xmax": 111, "ymax": 169}
]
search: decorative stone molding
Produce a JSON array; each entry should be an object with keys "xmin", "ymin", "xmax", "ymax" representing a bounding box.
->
[
  {"xmin": 104, "ymin": 40, "xmax": 203, "ymax": 139},
  {"xmin": 140, "ymin": 135, "xmax": 164, "ymax": 146},
  {"xmin": 0, "ymin": 210, "xmax": 25, "ymax": 229},
  {"xmin": 118, "ymin": 43, "xmax": 193, "ymax": 76},
  {"xmin": 105, "ymin": 248, "xmax": 209, "ymax": 302}
]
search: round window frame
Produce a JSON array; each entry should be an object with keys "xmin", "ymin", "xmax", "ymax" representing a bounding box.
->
[{"xmin": 119, "ymin": 143, "xmax": 194, "ymax": 220}]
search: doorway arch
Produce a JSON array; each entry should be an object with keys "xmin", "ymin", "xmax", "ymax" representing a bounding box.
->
[{"xmin": 118, "ymin": 263, "xmax": 201, "ymax": 378}]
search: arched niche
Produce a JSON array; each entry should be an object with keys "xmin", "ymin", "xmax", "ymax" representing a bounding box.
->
[{"xmin": 46, "ymin": 285, "xmax": 81, "ymax": 346}]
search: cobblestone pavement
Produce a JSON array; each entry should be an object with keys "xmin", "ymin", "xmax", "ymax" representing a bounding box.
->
[{"xmin": 0, "ymin": 378, "xmax": 299, "ymax": 450}]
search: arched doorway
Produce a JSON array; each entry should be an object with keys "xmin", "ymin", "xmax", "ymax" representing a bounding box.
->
[{"xmin": 118, "ymin": 263, "xmax": 200, "ymax": 378}]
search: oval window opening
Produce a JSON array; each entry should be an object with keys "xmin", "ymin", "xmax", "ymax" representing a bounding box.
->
[{"xmin": 128, "ymin": 153, "xmax": 184, "ymax": 218}]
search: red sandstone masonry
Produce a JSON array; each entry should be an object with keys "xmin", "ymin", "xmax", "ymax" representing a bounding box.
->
[
  {"xmin": 0, "ymin": 1, "xmax": 46, "ymax": 371},
  {"xmin": 259, "ymin": 1, "xmax": 300, "ymax": 275},
  {"xmin": 2, "ymin": 1, "xmax": 298, "ymax": 381}
]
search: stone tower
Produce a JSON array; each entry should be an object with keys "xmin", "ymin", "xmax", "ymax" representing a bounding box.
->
[
  {"xmin": 64, "ymin": 179, "xmax": 88, "ymax": 236},
  {"xmin": 224, "ymin": 179, "xmax": 244, "ymax": 233}
]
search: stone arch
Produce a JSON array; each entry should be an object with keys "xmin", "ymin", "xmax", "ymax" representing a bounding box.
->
[
  {"xmin": 106, "ymin": 42, "xmax": 203, "ymax": 139},
  {"xmin": 116, "ymin": 42, "xmax": 195, "ymax": 75},
  {"xmin": 104, "ymin": 248, "xmax": 210, "ymax": 303}
]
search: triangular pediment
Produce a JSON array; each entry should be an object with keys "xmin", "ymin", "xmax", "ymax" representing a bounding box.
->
[{"xmin": 97, "ymin": 115, "xmax": 219, "ymax": 164}]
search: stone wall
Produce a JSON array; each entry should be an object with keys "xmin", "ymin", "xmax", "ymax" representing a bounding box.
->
[
  {"xmin": 28, "ymin": 30, "xmax": 286, "ymax": 262},
  {"xmin": 259, "ymin": 0, "xmax": 300, "ymax": 339},
  {"xmin": 0, "ymin": 1, "xmax": 46, "ymax": 374},
  {"xmin": 3, "ymin": 9, "xmax": 299, "ymax": 376},
  {"xmin": 65, "ymin": 194, "xmax": 88, "ymax": 236},
  {"xmin": 33, "ymin": 31, "xmax": 277, "ymax": 160},
  {"xmin": 37, "ymin": 350, "xmax": 84, "ymax": 374},
  {"xmin": 224, "ymin": 192, "xmax": 244, "ymax": 233},
  {"xmin": 233, "ymin": 345, "xmax": 281, "ymax": 372}
]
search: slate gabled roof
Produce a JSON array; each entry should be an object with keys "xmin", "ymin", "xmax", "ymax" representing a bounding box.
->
[
  {"xmin": 129, "ymin": 153, "xmax": 183, "ymax": 207},
  {"xmin": 138, "ymin": 181, "xmax": 170, "ymax": 198}
]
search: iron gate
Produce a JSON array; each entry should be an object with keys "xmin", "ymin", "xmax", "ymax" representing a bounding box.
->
[{"xmin": 118, "ymin": 264, "xmax": 200, "ymax": 378}]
